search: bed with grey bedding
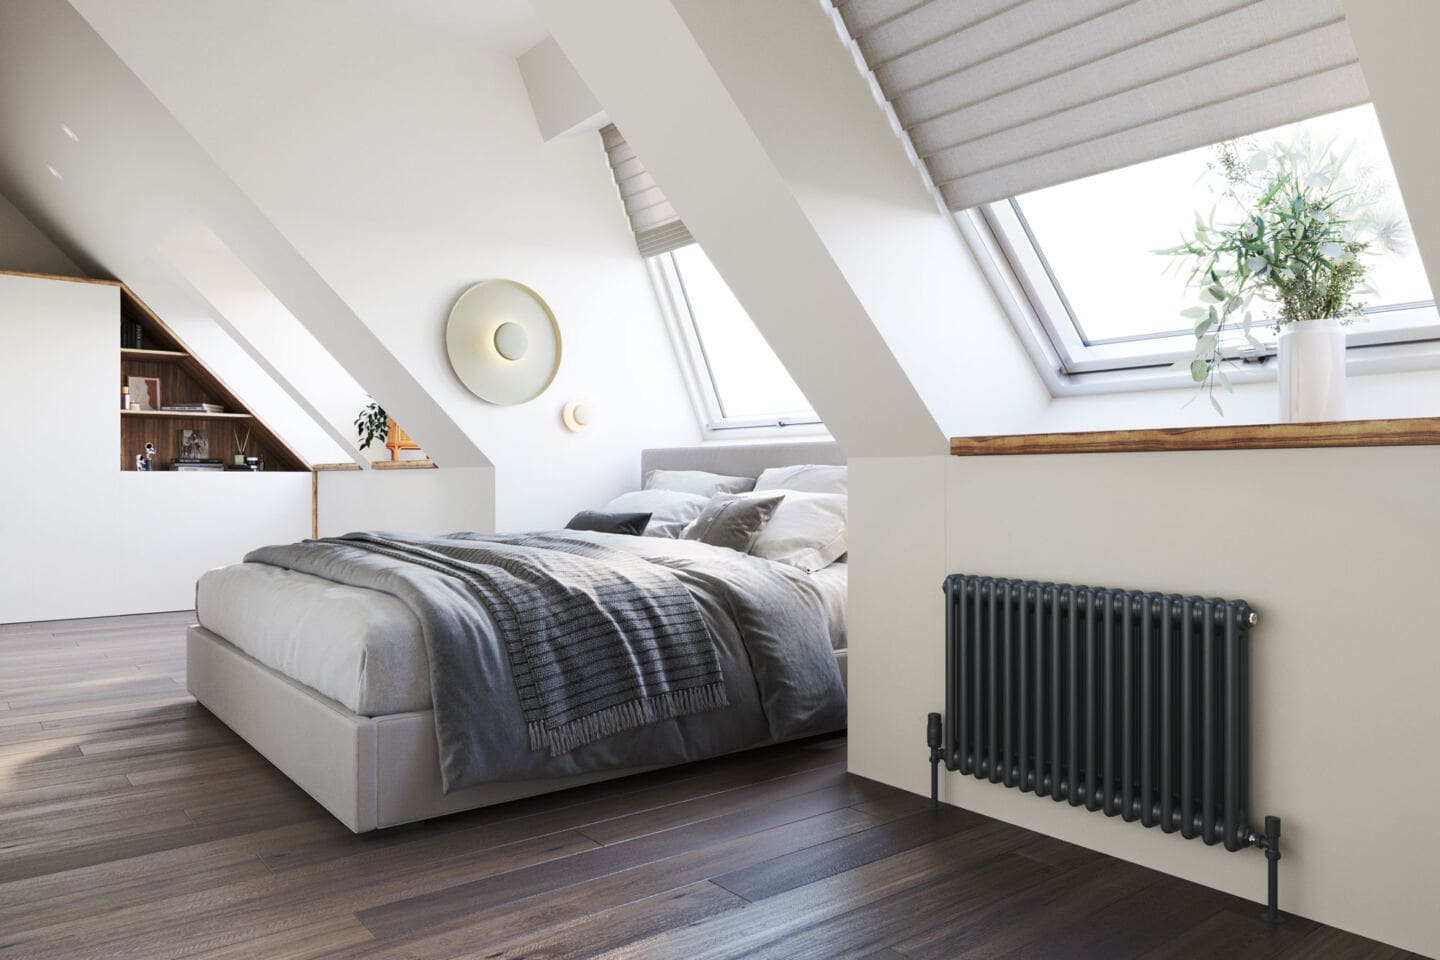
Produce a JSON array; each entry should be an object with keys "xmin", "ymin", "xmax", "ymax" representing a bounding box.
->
[
  {"xmin": 186, "ymin": 439, "xmax": 849, "ymax": 832},
  {"xmin": 239, "ymin": 529, "xmax": 846, "ymax": 791}
]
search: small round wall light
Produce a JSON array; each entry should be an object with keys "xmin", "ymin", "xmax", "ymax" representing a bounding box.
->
[
  {"xmin": 445, "ymin": 280, "xmax": 561, "ymax": 405},
  {"xmin": 562, "ymin": 399, "xmax": 593, "ymax": 432}
]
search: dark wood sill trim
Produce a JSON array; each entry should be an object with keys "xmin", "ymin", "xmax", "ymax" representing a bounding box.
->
[{"xmin": 950, "ymin": 417, "xmax": 1440, "ymax": 456}]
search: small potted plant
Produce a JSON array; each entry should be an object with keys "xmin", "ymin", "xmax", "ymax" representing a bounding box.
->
[
  {"xmin": 355, "ymin": 399, "xmax": 388, "ymax": 451},
  {"xmin": 1159, "ymin": 129, "xmax": 1407, "ymax": 418}
]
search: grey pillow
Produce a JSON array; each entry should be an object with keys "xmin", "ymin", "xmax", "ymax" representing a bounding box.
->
[
  {"xmin": 643, "ymin": 469, "xmax": 756, "ymax": 497},
  {"xmin": 603, "ymin": 489, "xmax": 709, "ymax": 538},
  {"xmin": 682, "ymin": 493, "xmax": 785, "ymax": 553},
  {"xmin": 565, "ymin": 510, "xmax": 651, "ymax": 536}
]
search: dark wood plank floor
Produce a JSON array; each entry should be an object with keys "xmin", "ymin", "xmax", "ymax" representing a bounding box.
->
[{"xmin": 0, "ymin": 612, "xmax": 1419, "ymax": 960}]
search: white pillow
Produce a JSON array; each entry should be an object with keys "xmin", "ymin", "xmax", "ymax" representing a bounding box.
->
[
  {"xmin": 604, "ymin": 489, "xmax": 709, "ymax": 538},
  {"xmin": 753, "ymin": 464, "xmax": 847, "ymax": 495},
  {"xmin": 643, "ymin": 468, "xmax": 756, "ymax": 497},
  {"xmin": 749, "ymin": 492, "xmax": 847, "ymax": 572}
]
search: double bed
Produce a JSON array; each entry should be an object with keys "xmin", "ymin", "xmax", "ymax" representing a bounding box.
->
[{"xmin": 187, "ymin": 441, "xmax": 848, "ymax": 832}]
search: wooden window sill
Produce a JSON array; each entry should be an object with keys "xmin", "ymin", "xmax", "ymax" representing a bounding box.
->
[{"xmin": 950, "ymin": 418, "xmax": 1440, "ymax": 456}]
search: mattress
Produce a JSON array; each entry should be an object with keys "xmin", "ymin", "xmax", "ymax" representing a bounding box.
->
[{"xmin": 196, "ymin": 558, "xmax": 848, "ymax": 718}]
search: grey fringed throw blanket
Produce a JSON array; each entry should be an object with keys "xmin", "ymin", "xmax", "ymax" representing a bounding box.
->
[{"xmin": 250, "ymin": 532, "xmax": 728, "ymax": 757}]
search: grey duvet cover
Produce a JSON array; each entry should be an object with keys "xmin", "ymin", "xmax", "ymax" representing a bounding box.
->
[{"xmin": 246, "ymin": 530, "xmax": 846, "ymax": 791}]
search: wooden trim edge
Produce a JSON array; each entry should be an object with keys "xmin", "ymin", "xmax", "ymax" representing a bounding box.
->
[
  {"xmin": 371, "ymin": 459, "xmax": 437, "ymax": 470},
  {"xmin": 950, "ymin": 417, "xmax": 1440, "ymax": 456},
  {"xmin": 311, "ymin": 462, "xmax": 364, "ymax": 472}
]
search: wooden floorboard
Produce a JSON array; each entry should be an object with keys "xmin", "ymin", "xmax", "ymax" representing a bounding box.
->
[{"xmin": 0, "ymin": 612, "xmax": 1420, "ymax": 960}]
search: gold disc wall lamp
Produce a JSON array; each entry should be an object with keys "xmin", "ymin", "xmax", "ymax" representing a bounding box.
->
[{"xmin": 445, "ymin": 280, "xmax": 561, "ymax": 405}]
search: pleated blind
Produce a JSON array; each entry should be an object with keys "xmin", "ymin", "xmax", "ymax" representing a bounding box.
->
[
  {"xmin": 601, "ymin": 123, "xmax": 695, "ymax": 257},
  {"xmin": 836, "ymin": 0, "xmax": 1371, "ymax": 211}
]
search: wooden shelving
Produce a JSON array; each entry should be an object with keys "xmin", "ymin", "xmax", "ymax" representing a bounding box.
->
[
  {"xmin": 122, "ymin": 410, "xmax": 254, "ymax": 420},
  {"xmin": 115, "ymin": 283, "xmax": 308, "ymax": 472},
  {"xmin": 120, "ymin": 348, "xmax": 189, "ymax": 361}
]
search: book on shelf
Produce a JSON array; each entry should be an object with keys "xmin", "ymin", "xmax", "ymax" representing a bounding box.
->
[
  {"xmin": 161, "ymin": 403, "xmax": 226, "ymax": 414},
  {"xmin": 172, "ymin": 457, "xmax": 223, "ymax": 465},
  {"xmin": 120, "ymin": 319, "xmax": 145, "ymax": 350},
  {"xmin": 171, "ymin": 464, "xmax": 224, "ymax": 472}
]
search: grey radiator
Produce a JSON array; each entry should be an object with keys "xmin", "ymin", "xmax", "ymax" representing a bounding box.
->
[{"xmin": 928, "ymin": 574, "xmax": 1284, "ymax": 921}]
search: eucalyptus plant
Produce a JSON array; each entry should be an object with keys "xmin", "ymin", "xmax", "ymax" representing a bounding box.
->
[
  {"xmin": 355, "ymin": 399, "xmax": 388, "ymax": 450},
  {"xmin": 1157, "ymin": 128, "xmax": 1406, "ymax": 410}
]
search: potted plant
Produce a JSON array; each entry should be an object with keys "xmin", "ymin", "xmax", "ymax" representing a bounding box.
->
[
  {"xmin": 355, "ymin": 399, "xmax": 388, "ymax": 451},
  {"xmin": 1159, "ymin": 129, "xmax": 1407, "ymax": 418}
]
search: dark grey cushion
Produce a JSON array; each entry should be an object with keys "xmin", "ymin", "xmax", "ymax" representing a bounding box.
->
[
  {"xmin": 565, "ymin": 510, "xmax": 652, "ymax": 536},
  {"xmin": 682, "ymin": 493, "xmax": 785, "ymax": 553}
]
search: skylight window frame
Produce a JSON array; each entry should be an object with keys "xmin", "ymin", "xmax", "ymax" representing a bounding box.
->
[
  {"xmin": 974, "ymin": 197, "xmax": 1440, "ymax": 385},
  {"xmin": 645, "ymin": 249, "xmax": 825, "ymax": 438}
]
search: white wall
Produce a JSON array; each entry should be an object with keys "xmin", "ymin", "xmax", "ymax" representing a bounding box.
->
[
  {"xmin": 0, "ymin": 274, "xmax": 311, "ymax": 623},
  {"xmin": 68, "ymin": 0, "xmax": 701, "ymax": 531},
  {"xmin": 846, "ymin": 449, "xmax": 1440, "ymax": 956},
  {"xmin": 0, "ymin": 189, "xmax": 77, "ymax": 276},
  {"xmin": 317, "ymin": 468, "xmax": 495, "ymax": 539}
]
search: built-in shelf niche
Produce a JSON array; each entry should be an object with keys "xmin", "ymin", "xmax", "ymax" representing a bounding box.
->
[{"xmin": 116, "ymin": 283, "xmax": 307, "ymax": 472}]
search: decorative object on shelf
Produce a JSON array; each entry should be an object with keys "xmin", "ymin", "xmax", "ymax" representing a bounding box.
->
[
  {"xmin": 445, "ymin": 279, "xmax": 561, "ymax": 405},
  {"xmin": 1160, "ymin": 129, "xmax": 1408, "ymax": 419},
  {"xmin": 135, "ymin": 441, "xmax": 157, "ymax": 472},
  {"xmin": 561, "ymin": 399, "xmax": 593, "ymax": 433},
  {"xmin": 233, "ymin": 425, "xmax": 252, "ymax": 466},
  {"xmin": 384, "ymin": 417, "xmax": 425, "ymax": 461},
  {"xmin": 171, "ymin": 458, "xmax": 223, "ymax": 472},
  {"xmin": 355, "ymin": 399, "xmax": 387, "ymax": 451},
  {"xmin": 179, "ymin": 429, "xmax": 210, "ymax": 460},
  {"xmin": 121, "ymin": 384, "xmax": 130, "ymax": 410},
  {"xmin": 127, "ymin": 375, "xmax": 161, "ymax": 411},
  {"xmin": 163, "ymin": 402, "xmax": 224, "ymax": 414}
]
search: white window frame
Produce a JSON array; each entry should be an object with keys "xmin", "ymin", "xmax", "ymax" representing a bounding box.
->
[
  {"xmin": 964, "ymin": 199, "xmax": 1440, "ymax": 397},
  {"xmin": 646, "ymin": 249, "xmax": 827, "ymax": 438}
]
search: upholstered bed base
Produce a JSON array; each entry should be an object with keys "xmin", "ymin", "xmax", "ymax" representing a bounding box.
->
[{"xmin": 186, "ymin": 625, "xmax": 848, "ymax": 833}]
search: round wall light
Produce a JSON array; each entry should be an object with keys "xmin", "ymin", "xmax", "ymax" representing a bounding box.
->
[
  {"xmin": 445, "ymin": 280, "xmax": 560, "ymax": 405},
  {"xmin": 562, "ymin": 399, "xmax": 593, "ymax": 432}
]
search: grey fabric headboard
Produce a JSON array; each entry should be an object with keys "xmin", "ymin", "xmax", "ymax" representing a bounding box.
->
[{"xmin": 640, "ymin": 440, "xmax": 844, "ymax": 486}]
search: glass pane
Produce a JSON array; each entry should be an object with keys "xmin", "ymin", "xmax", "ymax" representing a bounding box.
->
[
  {"xmin": 1014, "ymin": 104, "xmax": 1433, "ymax": 344},
  {"xmin": 670, "ymin": 245, "xmax": 815, "ymax": 420}
]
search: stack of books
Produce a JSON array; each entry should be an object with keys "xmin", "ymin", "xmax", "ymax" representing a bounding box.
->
[
  {"xmin": 161, "ymin": 403, "xmax": 225, "ymax": 414},
  {"xmin": 171, "ymin": 459, "xmax": 224, "ymax": 472},
  {"xmin": 121, "ymin": 319, "xmax": 145, "ymax": 349}
]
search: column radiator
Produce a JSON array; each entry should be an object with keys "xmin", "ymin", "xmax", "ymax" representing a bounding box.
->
[{"xmin": 928, "ymin": 574, "xmax": 1284, "ymax": 921}]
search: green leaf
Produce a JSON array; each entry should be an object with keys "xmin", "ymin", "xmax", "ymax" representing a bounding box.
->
[
  {"xmin": 1197, "ymin": 334, "xmax": 1218, "ymax": 355},
  {"xmin": 1180, "ymin": 306, "xmax": 1209, "ymax": 320},
  {"xmin": 1169, "ymin": 357, "xmax": 1194, "ymax": 372},
  {"xmin": 1207, "ymin": 283, "xmax": 1227, "ymax": 302},
  {"xmin": 1190, "ymin": 358, "xmax": 1209, "ymax": 382},
  {"xmin": 1209, "ymin": 392, "xmax": 1224, "ymax": 415},
  {"xmin": 1195, "ymin": 317, "xmax": 1215, "ymax": 336}
]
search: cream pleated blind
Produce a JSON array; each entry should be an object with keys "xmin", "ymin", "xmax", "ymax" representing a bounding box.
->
[
  {"xmin": 601, "ymin": 123, "xmax": 695, "ymax": 257},
  {"xmin": 836, "ymin": 0, "xmax": 1371, "ymax": 210}
]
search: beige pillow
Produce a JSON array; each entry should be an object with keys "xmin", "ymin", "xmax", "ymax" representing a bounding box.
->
[
  {"xmin": 753, "ymin": 464, "xmax": 847, "ymax": 495},
  {"xmin": 749, "ymin": 492, "xmax": 847, "ymax": 572},
  {"xmin": 643, "ymin": 469, "xmax": 756, "ymax": 497}
]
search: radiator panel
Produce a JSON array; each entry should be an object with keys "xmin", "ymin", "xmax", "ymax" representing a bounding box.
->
[{"xmin": 944, "ymin": 576, "xmax": 1255, "ymax": 850}]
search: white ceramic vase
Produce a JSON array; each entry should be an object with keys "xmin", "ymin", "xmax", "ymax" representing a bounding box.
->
[{"xmin": 1277, "ymin": 317, "xmax": 1346, "ymax": 422}]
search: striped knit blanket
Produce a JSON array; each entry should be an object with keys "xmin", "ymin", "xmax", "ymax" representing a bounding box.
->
[{"xmin": 322, "ymin": 532, "xmax": 728, "ymax": 757}]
